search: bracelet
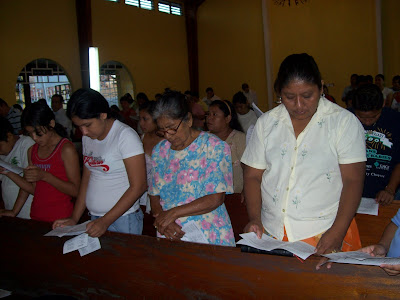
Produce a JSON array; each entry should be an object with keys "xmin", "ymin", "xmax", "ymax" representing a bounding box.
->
[{"xmin": 384, "ymin": 186, "xmax": 395, "ymax": 196}]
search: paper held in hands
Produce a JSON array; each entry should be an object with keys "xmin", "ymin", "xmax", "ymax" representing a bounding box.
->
[
  {"xmin": 356, "ymin": 197, "xmax": 379, "ymax": 216},
  {"xmin": 0, "ymin": 158, "xmax": 23, "ymax": 175},
  {"xmin": 251, "ymin": 103, "xmax": 264, "ymax": 118},
  {"xmin": 237, "ymin": 232, "xmax": 315, "ymax": 260},
  {"xmin": 323, "ymin": 251, "xmax": 400, "ymax": 266},
  {"xmin": 180, "ymin": 221, "xmax": 209, "ymax": 244},
  {"xmin": 45, "ymin": 221, "xmax": 101, "ymax": 257},
  {"xmin": 238, "ymin": 233, "xmax": 400, "ymax": 266},
  {"xmin": 44, "ymin": 221, "xmax": 91, "ymax": 237},
  {"xmin": 159, "ymin": 221, "xmax": 209, "ymax": 244}
]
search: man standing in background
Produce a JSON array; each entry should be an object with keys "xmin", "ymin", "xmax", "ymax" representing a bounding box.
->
[
  {"xmin": 0, "ymin": 98, "xmax": 21, "ymax": 135},
  {"xmin": 202, "ymin": 87, "xmax": 220, "ymax": 107},
  {"xmin": 342, "ymin": 73, "xmax": 358, "ymax": 102},
  {"xmin": 51, "ymin": 94, "xmax": 72, "ymax": 138},
  {"xmin": 242, "ymin": 83, "xmax": 258, "ymax": 106},
  {"xmin": 352, "ymin": 84, "xmax": 400, "ymax": 205}
]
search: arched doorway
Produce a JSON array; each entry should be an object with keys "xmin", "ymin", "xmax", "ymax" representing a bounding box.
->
[
  {"xmin": 15, "ymin": 58, "xmax": 72, "ymax": 108},
  {"xmin": 100, "ymin": 61, "xmax": 134, "ymax": 107}
]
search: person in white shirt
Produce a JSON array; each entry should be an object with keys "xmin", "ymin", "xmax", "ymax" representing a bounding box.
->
[
  {"xmin": 232, "ymin": 91, "xmax": 258, "ymax": 134},
  {"xmin": 53, "ymin": 88, "xmax": 147, "ymax": 237},
  {"xmin": 241, "ymin": 53, "xmax": 366, "ymax": 269},
  {"xmin": 51, "ymin": 94, "xmax": 73, "ymax": 138},
  {"xmin": 375, "ymin": 74, "xmax": 393, "ymax": 107},
  {"xmin": 0, "ymin": 117, "xmax": 35, "ymax": 219},
  {"xmin": 202, "ymin": 87, "xmax": 220, "ymax": 107},
  {"xmin": 341, "ymin": 73, "xmax": 358, "ymax": 102},
  {"xmin": 242, "ymin": 83, "xmax": 258, "ymax": 106}
]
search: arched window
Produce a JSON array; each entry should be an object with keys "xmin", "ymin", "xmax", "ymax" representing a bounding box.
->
[
  {"xmin": 100, "ymin": 61, "xmax": 134, "ymax": 107},
  {"xmin": 16, "ymin": 59, "xmax": 71, "ymax": 108}
]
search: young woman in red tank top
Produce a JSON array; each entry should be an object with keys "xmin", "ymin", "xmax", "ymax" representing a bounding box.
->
[{"xmin": 0, "ymin": 102, "xmax": 81, "ymax": 222}]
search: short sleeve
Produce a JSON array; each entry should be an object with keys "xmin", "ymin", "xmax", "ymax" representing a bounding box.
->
[
  {"xmin": 336, "ymin": 112, "xmax": 367, "ymax": 165},
  {"xmin": 148, "ymin": 142, "xmax": 162, "ymax": 196},
  {"xmin": 390, "ymin": 120, "xmax": 400, "ymax": 166},
  {"xmin": 20, "ymin": 137, "xmax": 35, "ymax": 168},
  {"xmin": 392, "ymin": 209, "xmax": 400, "ymax": 227},
  {"xmin": 234, "ymin": 131, "xmax": 246, "ymax": 160},
  {"xmin": 203, "ymin": 137, "xmax": 234, "ymax": 195},
  {"xmin": 118, "ymin": 127, "xmax": 144, "ymax": 159},
  {"xmin": 241, "ymin": 115, "xmax": 268, "ymax": 169}
]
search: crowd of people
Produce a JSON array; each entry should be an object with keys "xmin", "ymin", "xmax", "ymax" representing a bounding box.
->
[
  {"xmin": 342, "ymin": 73, "xmax": 400, "ymax": 111},
  {"xmin": 1, "ymin": 53, "xmax": 400, "ymax": 275}
]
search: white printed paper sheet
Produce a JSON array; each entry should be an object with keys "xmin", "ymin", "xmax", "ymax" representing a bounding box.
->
[
  {"xmin": 0, "ymin": 158, "xmax": 23, "ymax": 175},
  {"xmin": 44, "ymin": 221, "xmax": 90, "ymax": 237},
  {"xmin": 323, "ymin": 251, "xmax": 400, "ymax": 266},
  {"xmin": 357, "ymin": 197, "xmax": 379, "ymax": 216},
  {"xmin": 63, "ymin": 233, "xmax": 89, "ymax": 254},
  {"xmin": 180, "ymin": 221, "xmax": 209, "ymax": 244},
  {"xmin": 78, "ymin": 236, "xmax": 101, "ymax": 256},
  {"xmin": 237, "ymin": 232, "xmax": 315, "ymax": 260}
]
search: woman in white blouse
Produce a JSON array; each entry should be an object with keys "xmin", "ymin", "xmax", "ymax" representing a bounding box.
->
[{"xmin": 241, "ymin": 53, "xmax": 367, "ymax": 269}]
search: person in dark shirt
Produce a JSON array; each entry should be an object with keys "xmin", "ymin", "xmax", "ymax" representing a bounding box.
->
[
  {"xmin": 352, "ymin": 84, "xmax": 400, "ymax": 205},
  {"xmin": 0, "ymin": 98, "xmax": 21, "ymax": 134}
]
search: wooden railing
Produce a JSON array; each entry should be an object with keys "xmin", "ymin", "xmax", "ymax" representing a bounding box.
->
[{"xmin": 1, "ymin": 201, "xmax": 400, "ymax": 299}]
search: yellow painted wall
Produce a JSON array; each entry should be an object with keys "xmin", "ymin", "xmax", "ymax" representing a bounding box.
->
[
  {"xmin": 198, "ymin": 0, "xmax": 379, "ymax": 109},
  {"xmin": 91, "ymin": 0, "xmax": 189, "ymax": 100},
  {"xmin": 0, "ymin": 0, "xmax": 81, "ymax": 105},
  {"xmin": 0, "ymin": 0, "xmax": 189, "ymax": 105},
  {"xmin": 382, "ymin": 0, "xmax": 400, "ymax": 85},
  {"xmin": 268, "ymin": 0, "xmax": 378, "ymax": 106},
  {"xmin": 0, "ymin": 0, "xmax": 397, "ymax": 109},
  {"xmin": 197, "ymin": 0, "xmax": 268, "ymax": 110}
]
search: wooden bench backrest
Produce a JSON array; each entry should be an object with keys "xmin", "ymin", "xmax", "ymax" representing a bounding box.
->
[{"xmin": 356, "ymin": 200, "xmax": 400, "ymax": 247}]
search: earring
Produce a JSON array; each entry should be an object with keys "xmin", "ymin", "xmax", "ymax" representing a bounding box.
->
[
  {"xmin": 275, "ymin": 96, "xmax": 282, "ymax": 104},
  {"xmin": 321, "ymin": 93, "xmax": 325, "ymax": 98}
]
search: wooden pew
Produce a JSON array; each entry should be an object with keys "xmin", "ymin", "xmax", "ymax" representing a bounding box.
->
[
  {"xmin": 1, "ymin": 217, "xmax": 399, "ymax": 299},
  {"xmin": 225, "ymin": 194, "xmax": 400, "ymax": 248},
  {"xmin": 224, "ymin": 193, "xmax": 248, "ymax": 241},
  {"xmin": 141, "ymin": 194, "xmax": 247, "ymax": 240},
  {"xmin": 356, "ymin": 200, "xmax": 400, "ymax": 247}
]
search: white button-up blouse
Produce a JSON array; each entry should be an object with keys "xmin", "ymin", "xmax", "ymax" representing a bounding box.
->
[{"xmin": 241, "ymin": 97, "xmax": 366, "ymax": 241}]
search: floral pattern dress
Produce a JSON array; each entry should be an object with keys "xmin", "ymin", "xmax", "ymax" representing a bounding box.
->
[{"xmin": 149, "ymin": 131, "xmax": 235, "ymax": 246}]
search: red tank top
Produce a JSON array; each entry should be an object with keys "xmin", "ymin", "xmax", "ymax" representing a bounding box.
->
[{"xmin": 30, "ymin": 138, "xmax": 73, "ymax": 222}]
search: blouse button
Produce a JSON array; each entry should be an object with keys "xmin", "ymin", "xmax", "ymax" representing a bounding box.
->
[
  {"xmin": 282, "ymin": 209, "xmax": 285, "ymax": 212},
  {"xmin": 294, "ymin": 147, "xmax": 297, "ymax": 150}
]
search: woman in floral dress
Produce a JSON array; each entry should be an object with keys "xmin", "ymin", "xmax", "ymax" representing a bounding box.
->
[{"xmin": 149, "ymin": 91, "xmax": 235, "ymax": 246}]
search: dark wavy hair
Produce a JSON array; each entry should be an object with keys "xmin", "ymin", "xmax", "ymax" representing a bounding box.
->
[
  {"xmin": 136, "ymin": 92, "xmax": 149, "ymax": 106},
  {"xmin": 352, "ymin": 84, "xmax": 383, "ymax": 111},
  {"xmin": 0, "ymin": 116, "xmax": 14, "ymax": 142},
  {"xmin": 232, "ymin": 91, "xmax": 247, "ymax": 105},
  {"xmin": 22, "ymin": 102, "xmax": 67, "ymax": 138},
  {"xmin": 120, "ymin": 93, "xmax": 134, "ymax": 105},
  {"xmin": 209, "ymin": 100, "xmax": 243, "ymax": 132},
  {"xmin": 274, "ymin": 53, "xmax": 322, "ymax": 95},
  {"xmin": 139, "ymin": 101, "xmax": 157, "ymax": 121},
  {"xmin": 67, "ymin": 88, "xmax": 111, "ymax": 120}
]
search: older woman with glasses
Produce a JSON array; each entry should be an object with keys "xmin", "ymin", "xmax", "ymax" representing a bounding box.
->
[{"xmin": 149, "ymin": 91, "xmax": 235, "ymax": 246}]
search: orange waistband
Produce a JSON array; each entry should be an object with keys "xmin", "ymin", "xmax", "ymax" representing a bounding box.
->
[{"xmin": 282, "ymin": 218, "xmax": 361, "ymax": 251}]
